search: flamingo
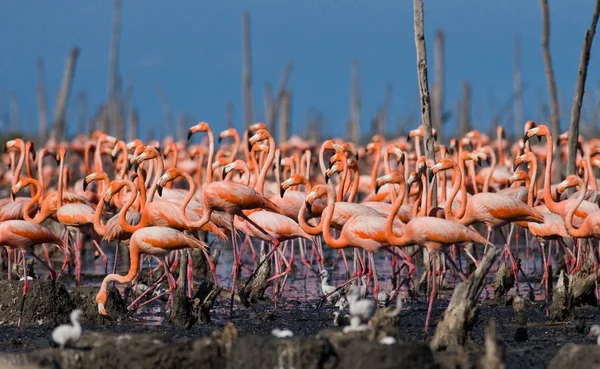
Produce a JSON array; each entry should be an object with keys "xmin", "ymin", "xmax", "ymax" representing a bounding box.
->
[
  {"xmin": 95, "ymin": 226, "xmax": 209, "ymax": 315},
  {"xmin": 0, "ymin": 220, "xmax": 68, "ymax": 326}
]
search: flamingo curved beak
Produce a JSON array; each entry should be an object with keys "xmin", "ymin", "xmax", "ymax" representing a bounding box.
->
[
  {"xmin": 305, "ymin": 200, "xmax": 312, "ymax": 213},
  {"xmin": 156, "ymin": 184, "xmax": 163, "ymax": 197},
  {"xmin": 83, "ymin": 180, "xmax": 89, "ymax": 192},
  {"xmin": 280, "ymin": 185, "xmax": 286, "ymax": 198},
  {"xmin": 187, "ymin": 130, "xmax": 194, "ymax": 141}
]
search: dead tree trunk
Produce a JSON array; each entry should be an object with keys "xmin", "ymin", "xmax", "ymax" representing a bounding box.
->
[
  {"xmin": 268, "ymin": 63, "xmax": 293, "ymax": 139},
  {"xmin": 278, "ymin": 90, "xmax": 291, "ymax": 144},
  {"xmin": 413, "ymin": 0, "xmax": 437, "ymax": 207},
  {"xmin": 431, "ymin": 246, "xmax": 501, "ymax": 351},
  {"xmin": 264, "ymin": 82, "xmax": 274, "ymax": 133},
  {"xmin": 566, "ymin": 0, "xmax": 600, "ymax": 177},
  {"xmin": 433, "ymin": 30, "xmax": 445, "ymax": 142},
  {"xmin": 107, "ymin": 0, "xmax": 122, "ymax": 137},
  {"xmin": 348, "ymin": 60, "xmax": 361, "ymax": 144},
  {"xmin": 77, "ymin": 91, "xmax": 88, "ymax": 136},
  {"xmin": 128, "ymin": 108, "xmax": 138, "ymax": 142},
  {"xmin": 178, "ymin": 114, "xmax": 186, "ymax": 142},
  {"xmin": 36, "ymin": 59, "xmax": 48, "ymax": 140},
  {"xmin": 156, "ymin": 86, "xmax": 174, "ymax": 132},
  {"xmin": 226, "ymin": 103, "xmax": 234, "ymax": 129},
  {"xmin": 51, "ymin": 47, "xmax": 80, "ymax": 142},
  {"xmin": 9, "ymin": 93, "xmax": 19, "ymax": 132},
  {"xmin": 242, "ymin": 12, "xmax": 254, "ymax": 128},
  {"xmin": 540, "ymin": 0, "xmax": 562, "ymax": 182},
  {"xmin": 459, "ymin": 81, "xmax": 471, "ymax": 138},
  {"xmin": 513, "ymin": 36, "xmax": 523, "ymax": 138}
]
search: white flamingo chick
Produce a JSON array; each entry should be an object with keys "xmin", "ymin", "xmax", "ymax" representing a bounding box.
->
[
  {"xmin": 52, "ymin": 309, "xmax": 82, "ymax": 349},
  {"xmin": 318, "ymin": 269, "xmax": 347, "ymax": 308},
  {"xmin": 343, "ymin": 285, "xmax": 376, "ymax": 333},
  {"xmin": 589, "ymin": 324, "xmax": 600, "ymax": 345}
]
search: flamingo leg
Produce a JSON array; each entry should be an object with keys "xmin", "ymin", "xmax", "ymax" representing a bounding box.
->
[
  {"xmin": 425, "ymin": 253, "xmax": 437, "ymax": 333},
  {"xmin": 369, "ymin": 253, "xmax": 379, "ymax": 298},
  {"xmin": 30, "ymin": 251, "xmax": 56, "ymax": 281},
  {"xmin": 112, "ymin": 241, "xmax": 119, "ymax": 275},
  {"xmin": 238, "ymin": 213, "xmax": 281, "ymax": 290},
  {"xmin": 18, "ymin": 250, "xmax": 28, "ymax": 328}
]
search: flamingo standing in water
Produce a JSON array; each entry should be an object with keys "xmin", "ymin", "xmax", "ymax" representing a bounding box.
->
[
  {"xmin": 95, "ymin": 226, "xmax": 209, "ymax": 315},
  {"xmin": 379, "ymin": 160, "xmax": 493, "ymax": 332}
]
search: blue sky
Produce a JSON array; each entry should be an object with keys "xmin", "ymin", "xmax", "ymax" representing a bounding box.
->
[{"xmin": 1, "ymin": 0, "xmax": 599, "ymax": 140}]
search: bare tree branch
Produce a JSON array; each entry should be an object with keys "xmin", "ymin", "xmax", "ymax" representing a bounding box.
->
[
  {"xmin": 413, "ymin": 0, "xmax": 437, "ymax": 206},
  {"xmin": 36, "ymin": 59, "xmax": 48, "ymax": 140},
  {"xmin": 242, "ymin": 12, "xmax": 254, "ymax": 128},
  {"xmin": 51, "ymin": 47, "xmax": 80, "ymax": 142},
  {"xmin": 566, "ymin": 0, "xmax": 600, "ymax": 176},
  {"xmin": 540, "ymin": 0, "xmax": 563, "ymax": 181}
]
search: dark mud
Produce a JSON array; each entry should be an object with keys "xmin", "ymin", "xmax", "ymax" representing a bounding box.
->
[
  {"xmin": 0, "ymin": 291, "xmax": 599, "ymax": 368},
  {"xmin": 1, "ymin": 239, "xmax": 600, "ymax": 368}
]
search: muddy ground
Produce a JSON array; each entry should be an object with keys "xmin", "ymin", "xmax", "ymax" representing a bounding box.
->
[
  {"xmin": 0, "ymin": 278, "xmax": 598, "ymax": 368},
  {"xmin": 1, "ymin": 238, "xmax": 600, "ymax": 368}
]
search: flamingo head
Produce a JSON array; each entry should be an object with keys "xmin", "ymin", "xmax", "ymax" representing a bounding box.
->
[
  {"xmin": 4, "ymin": 138, "xmax": 24, "ymax": 153},
  {"xmin": 375, "ymin": 170, "xmax": 403, "ymax": 194},
  {"xmin": 588, "ymin": 324, "xmax": 600, "ymax": 338},
  {"xmin": 523, "ymin": 124, "xmax": 548, "ymax": 143},
  {"xmin": 415, "ymin": 156, "xmax": 427, "ymax": 177},
  {"xmin": 95, "ymin": 291, "xmax": 109, "ymax": 316},
  {"xmin": 280, "ymin": 173, "xmax": 308, "ymax": 197},
  {"xmin": 218, "ymin": 128, "xmax": 238, "ymax": 143},
  {"xmin": 431, "ymin": 158, "xmax": 455, "ymax": 175},
  {"xmin": 305, "ymin": 184, "xmax": 329, "ymax": 213},
  {"xmin": 11, "ymin": 179, "xmax": 30, "ymax": 201},
  {"xmin": 448, "ymin": 138, "xmax": 458, "ymax": 155},
  {"xmin": 248, "ymin": 122, "xmax": 267, "ymax": 133},
  {"xmin": 222, "ymin": 160, "xmax": 248, "ymax": 181},
  {"xmin": 156, "ymin": 168, "xmax": 183, "ymax": 196},
  {"xmin": 84, "ymin": 172, "xmax": 105, "ymax": 192},
  {"xmin": 126, "ymin": 139, "xmax": 143, "ymax": 151},
  {"xmin": 406, "ymin": 171, "xmax": 419, "ymax": 189},
  {"xmin": 324, "ymin": 162, "xmax": 343, "ymax": 184},
  {"xmin": 386, "ymin": 145, "xmax": 405, "ymax": 166},
  {"xmin": 555, "ymin": 175, "xmax": 582, "ymax": 198},
  {"xmin": 111, "ymin": 140, "xmax": 125, "ymax": 162},
  {"xmin": 406, "ymin": 127, "xmax": 422, "ymax": 141},
  {"xmin": 513, "ymin": 151, "xmax": 536, "ymax": 172},
  {"xmin": 56, "ymin": 147, "xmax": 67, "ymax": 164},
  {"xmin": 132, "ymin": 146, "xmax": 159, "ymax": 172},
  {"xmin": 249, "ymin": 129, "xmax": 270, "ymax": 147},
  {"xmin": 508, "ymin": 170, "xmax": 529, "ymax": 185},
  {"xmin": 188, "ymin": 122, "xmax": 211, "ymax": 140}
]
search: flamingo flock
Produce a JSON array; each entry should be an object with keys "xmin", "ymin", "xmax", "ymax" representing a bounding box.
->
[{"xmin": 1, "ymin": 120, "xmax": 599, "ymax": 332}]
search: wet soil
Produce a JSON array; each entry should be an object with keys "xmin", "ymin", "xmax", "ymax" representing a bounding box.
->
[
  {"xmin": 0, "ymin": 284, "xmax": 598, "ymax": 368},
  {"xmin": 0, "ymin": 239, "xmax": 599, "ymax": 368}
]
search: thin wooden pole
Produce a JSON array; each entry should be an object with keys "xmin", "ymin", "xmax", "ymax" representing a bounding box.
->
[
  {"xmin": 51, "ymin": 47, "xmax": 80, "ymax": 142},
  {"xmin": 226, "ymin": 103, "xmax": 234, "ymax": 129},
  {"xmin": 9, "ymin": 93, "xmax": 19, "ymax": 132},
  {"xmin": 433, "ymin": 30, "xmax": 445, "ymax": 142},
  {"xmin": 278, "ymin": 90, "xmax": 291, "ymax": 144},
  {"xmin": 566, "ymin": 0, "xmax": 600, "ymax": 177},
  {"xmin": 513, "ymin": 35, "xmax": 523, "ymax": 139},
  {"xmin": 77, "ymin": 91, "xmax": 88, "ymax": 136},
  {"xmin": 348, "ymin": 60, "xmax": 361, "ymax": 143},
  {"xmin": 539, "ymin": 0, "xmax": 562, "ymax": 182},
  {"xmin": 242, "ymin": 12, "xmax": 254, "ymax": 128},
  {"xmin": 413, "ymin": 0, "xmax": 437, "ymax": 206},
  {"xmin": 459, "ymin": 81, "xmax": 471, "ymax": 138},
  {"xmin": 36, "ymin": 59, "xmax": 48, "ymax": 140},
  {"xmin": 108, "ymin": 0, "xmax": 122, "ymax": 137}
]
